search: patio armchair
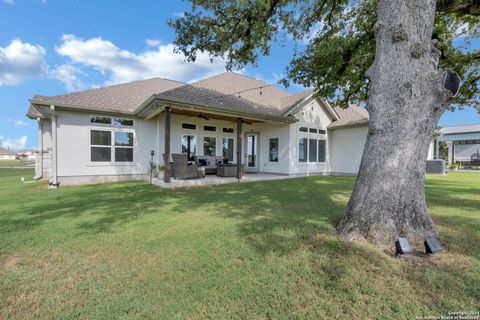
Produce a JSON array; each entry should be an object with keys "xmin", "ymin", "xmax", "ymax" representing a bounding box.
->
[{"xmin": 170, "ymin": 153, "xmax": 200, "ymax": 179}]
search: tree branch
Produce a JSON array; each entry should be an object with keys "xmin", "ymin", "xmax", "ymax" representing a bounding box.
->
[{"xmin": 437, "ymin": 0, "xmax": 480, "ymax": 16}]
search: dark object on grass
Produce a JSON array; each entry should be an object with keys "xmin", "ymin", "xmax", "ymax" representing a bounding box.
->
[
  {"xmin": 424, "ymin": 237, "xmax": 443, "ymax": 254},
  {"xmin": 395, "ymin": 238, "xmax": 413, "ymax": 255}
]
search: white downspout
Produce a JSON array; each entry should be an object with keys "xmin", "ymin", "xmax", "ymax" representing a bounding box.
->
[
  {"xmin": 49, "ymin": 105, "xmax": 59, "ymax": 188},
  {"xmin": 33, "ymin": 118, "xmax": 43, "ymax": 180}
]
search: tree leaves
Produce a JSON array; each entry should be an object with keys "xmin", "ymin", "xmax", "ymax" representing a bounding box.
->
[{"xmin": 169, "ymin": 0, "xmax": 479, "ymax": 110}]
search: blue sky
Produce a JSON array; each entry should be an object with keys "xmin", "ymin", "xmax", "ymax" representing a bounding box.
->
[{"xmin": 0, "ymin": 0, "xmax": 479, "ymax": 150}]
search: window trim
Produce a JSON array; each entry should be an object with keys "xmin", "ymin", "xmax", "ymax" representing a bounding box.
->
[
  {"xmin": 308, "ymin": 138, "xmax": 318, "ymax": 162},
  {"xmin": 298, "ymin": 137, "xmax": 308, "ymax": 163},
  {"xmin": 181, "ymin": 134, "xmax": 197, "ymax": 161},
  {"xmin": 268, "ymin": 138, "xmax": 279, "ymax": 162},
  {"xmin": 88, "ymin": 127, "xmax": 136, "ymax": 165},
  {"xmin": 222, "ymin": 137, "xmax": 235, "ymax": 162},
  {"xmin": 318, "ymin": 139, "xmax": 326, "ymax": 163},
  {"xmin": 89, "ymin": 115, "xmax": 134, "ymax": 127},
  {"xmin": 203, "ymin": 125, "xmax": 216, "ymax": 132},
  {"xmin": 203, "ymin": 136, "xmax": 217, "ymax": 157},
  {"xmin": 182, "ymin": 123, "xmax": 197, "ymax": 130}
]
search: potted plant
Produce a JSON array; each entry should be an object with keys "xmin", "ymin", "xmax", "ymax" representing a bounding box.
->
[
  {"xmin": 149, "ymin": 161, "xmax": 158, "ymax": 178},
  {"xmin": 157, "ymin": 165, "xmax": 165, "ymax": 179},
  {"xmin": 448, "ymin": 163, "xmax": 459, "ymax": 171}
]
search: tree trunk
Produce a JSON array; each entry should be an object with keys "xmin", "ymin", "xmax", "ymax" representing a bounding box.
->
[{"xmin": 337, "ymin": 0, "xmax": 459, "ymax": 245}]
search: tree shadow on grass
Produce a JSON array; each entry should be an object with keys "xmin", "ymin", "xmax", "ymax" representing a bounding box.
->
[{"xmin": 2, "ymin": 173, "xmax": 479, "ymax": 314}]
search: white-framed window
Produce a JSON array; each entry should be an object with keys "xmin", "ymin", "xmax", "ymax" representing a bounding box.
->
[
  {"xmin": 90, "ymin": 129, "xmax": 134, "ymax": 163},
  {"xmin": 203, "ymin": 137, "xmax": 216, "ymax": 156},
  {"xmin": 318, "ymin": 140, "xmax": 326, "ymax": 162},
  {"xmin": 90, "ymin": 115, "xmax": 134, "ymax": 127},
  {"xmin": 309, "ymin": 139, "xmax": 317, "ymax": 162},
  {"xmin": 269, "ymin": 138, "xmax": 279, "ymax": 162},
  {"xmin": 204, "ymin": 125, "xmax": 216, "ymax": 132},
  {"xmin": 299, "ymin": 138, "xmax": 307, "ymax": 162},
  {"xmin": 222, "ymin": 138, "xmax": 234, "ymax": 161},
  {"xmin": 181, "ymin": 134, "xmax": 197, "ymax": 161},
  {"xmin": 298, "ymin": 124, "xmax": 326, "ymax": 163},
  {"xmin": 182, "ymin": 123, "xmax": 196, "ymax": 130}
]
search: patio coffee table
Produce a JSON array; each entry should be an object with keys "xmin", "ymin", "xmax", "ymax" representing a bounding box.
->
[{"xmin": 217, "ymin": 164, "xmax": 243, "ymax": 177}]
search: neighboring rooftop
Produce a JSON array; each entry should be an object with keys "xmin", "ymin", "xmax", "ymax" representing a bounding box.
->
[
  {"xmin": 328, "ymin": 105, "xmax": 369, "ymax": 129},
  {"xmin": 0, "ymin": 147, "xmax": 16, "ymax": 155},
  {"xmin": 439, "ymin": 124, "xmax": 480, "ymax": 135}
]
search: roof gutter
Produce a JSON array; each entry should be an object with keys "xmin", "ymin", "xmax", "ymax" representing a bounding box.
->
[
  {"xmin": 30, "ymin": 99, "xmax": 135, "ymax": 117},
  {"xmin": 327, "ymin": 121, "xmax": 369, "ymax": 130},
  {"xmin": 30, "ymin": 96, "xmax": 297, "ymax": 124},
  {"xmin": 33, "ymin": 118, "xmax": 43, "ymax": 180}
]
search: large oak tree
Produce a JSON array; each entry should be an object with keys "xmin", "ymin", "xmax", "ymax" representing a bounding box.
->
[{"xmin": 169, "ymin": 0, "xmax": 480, "ymax": 245}]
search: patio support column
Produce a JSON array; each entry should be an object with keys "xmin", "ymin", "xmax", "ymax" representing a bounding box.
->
[
  {"xmin": 435, "ymin": 138, "xmax": 439, "ymax": 159},
  {"xmin": 164, "ymin": 106, "xmax": 171, "ymax": 183},
  {"xmin": 236, "ymin": 118, "xmax": 242, "ymax": 180}
]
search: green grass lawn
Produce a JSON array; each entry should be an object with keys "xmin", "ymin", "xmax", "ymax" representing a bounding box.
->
[
  {"xmin": 0, "ymin": 159, "xmax": 35, "ymax": 167},
  {"xmin": 0, "ymin": 169, "xmax": 478, "ymax": 319}
]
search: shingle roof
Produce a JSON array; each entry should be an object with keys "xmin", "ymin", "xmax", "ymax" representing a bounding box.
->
[
  {"xmin": 30, "ymin": 78, "xmax": 185, "ymax": 114},
  {"xmin": 440, "ymin": 124, "xmax": 480, "ymax": 135},
  {"xmin": 280, "ymin": 89, "xmax": 315, "ymax": 110},
  {"xmin": 26, "ymin": 102, "xmax": 44, "ymax": 119},
  {"xmin": 158, "ymin": 84, "xmax": 285, "ymax": 117},
  {"xmin": 27, "ymin": 72, "xmax": 368, "ymax": 128},
  {"xmin": 328, "ymin": 105, "xmax": 369, "ymax": 129},
  {"xmin": 0, "ymin": 147, "xmax": 16, "ymax": 155},
  {"xmin": 192, "ymin": 72, "xmax": 292, "ymax": 110}
]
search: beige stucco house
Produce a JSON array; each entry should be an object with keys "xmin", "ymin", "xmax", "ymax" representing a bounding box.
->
[{"xmin": 26, "ymin": 72, "xmax": 369, "ymax": 186}]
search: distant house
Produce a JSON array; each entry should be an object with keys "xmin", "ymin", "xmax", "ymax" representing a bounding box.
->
[
  {"xmin": 26, "ymin": 72, "xmax": 369, "ymax": 186},
  {"xmin": 436, "ymin": 124, "xmax": 480, "ymax": 165},
  {"xmin": 17, "ymin": 149, "xmax": 38, "ymax": 160},
  {"xmin": 0, "ymin": 147, "xmax": 17, "ymax": 160}
]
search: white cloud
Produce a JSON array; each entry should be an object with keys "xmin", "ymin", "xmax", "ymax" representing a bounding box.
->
[
  {"xmin": 145, "ymin": 39, "xmax": 161, "ymax": 47},
  {"xmin": 0, "ymin": 39, "xmax": 47, "ymax": 86},
  {"xmin": 0, "ymin": 135, "xmax": 27, "ymax": 151},
  {"xmin": 172, "ymin": 12, "xmax": 185, "ymax": 18},
  {"xmin": 52, "ymin": 64, "xmax": 86, "ymax": 92},
  {"xmin": 55, "ymin": 34, "xmax": 226, "ymax": 85},
  {"xmin": 1, "ymin": 0, "xmax": 14, "ymax": 5},
  {"xmin": 6, "ymin": 118, "xmax": 31, "ymax": 127},
  {"xmin": 14, "ymin": 120, "xmax": 31, "ymax": 127}
]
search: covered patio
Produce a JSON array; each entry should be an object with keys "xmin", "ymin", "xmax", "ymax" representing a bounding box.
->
[{"xmin": 137, "ymin": 84, "xmax": 297, "ymax": 185}]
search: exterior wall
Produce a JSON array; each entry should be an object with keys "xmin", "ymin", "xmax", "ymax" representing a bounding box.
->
[
  {"xmin": 288, "ymin": 99, "xmax": 334, "ymax": 175},
  {"xmin": 256, "ymin": 123, "xmax": 290, "ymax": 174},
  {"xmin": 53, "ymin": 109, "xmax": 156, "ymax": 185},
  {"xmin": 35, "ymin": 151, "xmax": 52, "ymax": 178},
  {"xmin": 329, "ymin": 125, "xmax": 368, "ymax": 174},
  {"xmin": 39, "ymin": 99, "xmax": 369, "ymax": 186}
]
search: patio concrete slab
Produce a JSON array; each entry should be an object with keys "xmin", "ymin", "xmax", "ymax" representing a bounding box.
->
[{"xmin": 153, "ymin": 173, "xmax": 296, "ymax": 189}]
